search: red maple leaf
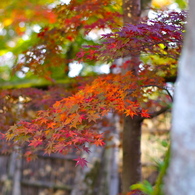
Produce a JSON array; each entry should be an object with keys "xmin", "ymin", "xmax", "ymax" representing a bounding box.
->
[
  {"xmin": 140, "ymin": 109, "xmax": 150, "ymax": 118},
  {"xmin": 74, "ymin": 157, "xmax": 88, "ymax": 168},
  {"xmin": 83, "ymin": 145, "xmax": 91, "ymax": 154}
]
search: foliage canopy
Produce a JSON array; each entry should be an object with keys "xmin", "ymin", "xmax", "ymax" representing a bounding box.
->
[{"xmin": 0, "ymin": 0, "xmax": 187, "ymax": 170}]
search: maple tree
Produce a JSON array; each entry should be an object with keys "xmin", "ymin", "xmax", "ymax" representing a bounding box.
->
[{"xmin": 0, "ymin": 0, "xmax": 187, "ymax": 194}]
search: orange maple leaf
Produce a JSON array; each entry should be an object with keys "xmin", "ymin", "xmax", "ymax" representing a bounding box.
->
[
  {"xmin": 94, "ymin": 139, "xmax": 105, "ymax": 146},
  {"xmin": 47, "ymin": 122, "xmax": 57, "ymax": 128},
  {"xmin": 28, "ymin": 138, "xmax": 43, "ymax": 147}
]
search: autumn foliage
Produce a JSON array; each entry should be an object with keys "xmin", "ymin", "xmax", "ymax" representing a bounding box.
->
[
  {"xmin": 6, "ymin": 71, "xmax": 163, "ymax": 163},
  {"xmin": 1, "ymin": 0, "xmax": 186, "ymax": 170},
  {"xmin": 78, "ymin": 11, "xmax": 185, "ymax": 64}
]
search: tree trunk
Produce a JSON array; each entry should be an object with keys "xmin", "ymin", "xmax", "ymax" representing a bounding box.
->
[
  {"xmin": 121, "ymin": 0, "xmax": 142, "ymax": 193},
  {"xmin": 122, "ymin": 0, "xmax": 141, "ymax": 25},
  {"xmin": 165, "ymin": 1, "xmax": 195, "ymax": 194},
  {"xmin": 122, "ymin": 116, "xmax": 143, "ymax": 193}
]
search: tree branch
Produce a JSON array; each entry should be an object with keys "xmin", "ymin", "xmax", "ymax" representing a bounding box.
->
[{"xmin": 148, "ymin": 106, "xmax": 170, "ymax": 119}]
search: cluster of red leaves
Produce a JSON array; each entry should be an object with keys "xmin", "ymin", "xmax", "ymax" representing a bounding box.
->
[
  {"xmin": 0, "ymin": 86, "xmax": 71, "ymax": 154},
  {"xmin": 6, "ymin": 69, "xmax": 164, "ymax": 166},
  {"xmin": 13, "ymin": 0, "xmax": 122, "ymax": 79},
  {"xmin": 77, "ymin": 11, "xmax": 186, "ymax": 64}
]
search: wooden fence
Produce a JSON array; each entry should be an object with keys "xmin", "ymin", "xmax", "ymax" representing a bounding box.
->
[{"xmin": 0, "ymin": 153, "xmax": 77, "ymax": 195}]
